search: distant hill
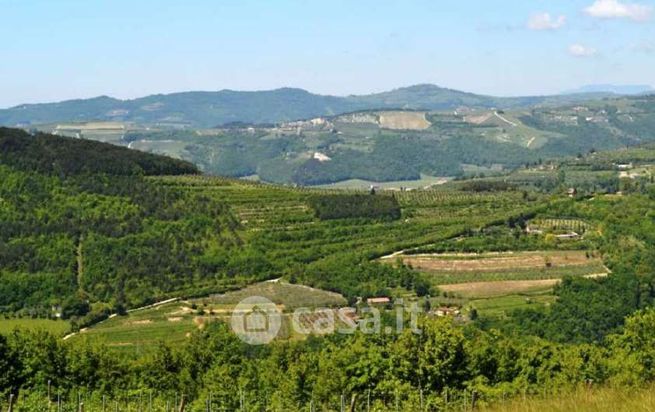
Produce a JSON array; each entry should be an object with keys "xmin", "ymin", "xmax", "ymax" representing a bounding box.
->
[
  {"xmin": 0, "ymin": 85, "xmax": 616, "ymax": 128},
  {"xmin": 114, "ymin": 95, "xmax": 655, "ymax": 185},
  {"xmin": 0, "ymin": 127, "xmax": 198, "ymax": 176},
  {"xmin": 564, "ymin": 84, "xmax": 654, "ymax": 96}
]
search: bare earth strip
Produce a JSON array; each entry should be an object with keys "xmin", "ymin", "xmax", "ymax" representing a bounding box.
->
[
  {"xmin": 440, "ymin": 279, "xmax": 560, "ymax": 298},
  {"xmin": 378, "ymin": 111, "xmax": 431, "ymax": 130},
  {"xmin": 440, "ymin": 273, "xmax": 608, "ymax": 298},
  {"xmin": 464, "ymin": 113, "xmax": 493, "ymax": 125},
  {"xmin": 397, "ymin": 251, "xmax": 597, "ymax": 272}
]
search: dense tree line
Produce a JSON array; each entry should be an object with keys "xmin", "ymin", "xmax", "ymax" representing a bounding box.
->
[
  {"xmin": 3, "ymin": 309, "xmax": 655, "ymax": 410},
  {"xmin": 309, "ymin": 194, "xmax": 401, "ymax": 221},
  {"xmin": 293, "ymin": 253, "xmax": 432, "ymax": 304}
]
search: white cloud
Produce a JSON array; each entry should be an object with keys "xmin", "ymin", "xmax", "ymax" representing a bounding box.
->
[
  {"xmin": 569, "ymin": 44, "xmax": 598, "ymax": 57},
  {"xmin": 527, "ymin": 13, "xmax": 567, "ymax": 30},
  {"xmin": 584, "ymin": 0, "xmax": 653, "ymax": 21}
]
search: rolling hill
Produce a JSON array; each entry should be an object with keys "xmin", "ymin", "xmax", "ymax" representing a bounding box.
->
[
  {"xmin": 73, "ymin": 94, "xmax": 655, "ymax": 186},
  {"xmin": 0, "ymin": 84, "xmax": 616, "ymax": 128},
  {"xmin": 6, "ymin": 89, "xmax": 655, "ymax": 187}
]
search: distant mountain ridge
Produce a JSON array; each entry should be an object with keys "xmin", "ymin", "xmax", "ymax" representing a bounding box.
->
[
  {"xmin": 563, "ymin": 84, "xmax": 654, "ymax": 96},
  {"xmin": 0, "ymin": 84, "xmax": 617, "ymax": 128}
]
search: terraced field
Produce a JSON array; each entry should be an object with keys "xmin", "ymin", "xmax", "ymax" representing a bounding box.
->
[
  {"xmin": 385, "ymin": 250, "xmax": 608, "ymax": 298},
  {"xmin": 528, "ymin": 218, "xmax": 591, "ymax": 233},
  {"xmin": 442, "ymin": 279, "xmax": 565, "ymax": 298},
  {"xmin": 397, "ymin": 251, "xmax": 597, "ymax": 272},
  {"xmin": 155, "ymin": 175, "xmax": 540, "ymax": 265},
  {"xmin": 77, "ymin": 174, "xmax": 616, "ymax": 349}
]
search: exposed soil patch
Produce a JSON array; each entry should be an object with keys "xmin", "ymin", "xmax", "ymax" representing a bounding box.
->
[
  {"xmin": 379, "ymin": 111, "xmax": 430, "ymax": 130},
  {"xmin": 398, "ymin": 251, "xmax": 597, "ymax": 272},
  {"xmin": 440, "ymin": 279, "xmax": 559, "ymax": 298}
]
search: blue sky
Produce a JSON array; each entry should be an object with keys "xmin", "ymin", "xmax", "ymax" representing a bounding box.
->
[{"xmin": 1, "ymin": 0, "xmax": 654, "ymax": 107}]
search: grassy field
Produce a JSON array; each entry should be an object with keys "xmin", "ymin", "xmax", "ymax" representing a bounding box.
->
[
  {"xmin": 70, "ymin": 301, "xmax": 198, "ymax": 354},
  {"xmin": 467, "ymin": 292, "xmax": 557, "ymax": 317},
  {"xmin": 481, "ymin": 385, "xmax": 655, "ymax": 412},
  {"xmin": 0, "ymin": 318, "xmax": 71, "ymax": 336},
  {"xmin": 71, "ymin": 281, "xmax": 349, "ymax": 352},
  {"xmin": 199, "ymin": 280, "xmax": 347, "ymax": 309}
]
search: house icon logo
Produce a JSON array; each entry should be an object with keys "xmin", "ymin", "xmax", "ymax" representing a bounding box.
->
[{"xmin": 230, "ymin": 296, "xmax": 281, "ymax": 345}]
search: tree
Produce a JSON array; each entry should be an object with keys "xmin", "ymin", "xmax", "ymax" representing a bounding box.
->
[
  {"xmin": 391, "ymin": 318, "xmax": 468, "ymax": 392},
  {"xmin": 610, "ymin": 308, "xmax": 655, "ymax": 384}
]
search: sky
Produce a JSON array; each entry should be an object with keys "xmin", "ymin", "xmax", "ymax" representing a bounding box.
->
[{"xmin": 1, "ymin": 0, "xmax": 655, "ymax": 108}]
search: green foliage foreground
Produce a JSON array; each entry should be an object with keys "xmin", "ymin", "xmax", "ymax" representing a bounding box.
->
[{"xmin": 2, "ymin": 309, "xmax": 655, "ymax": 411}]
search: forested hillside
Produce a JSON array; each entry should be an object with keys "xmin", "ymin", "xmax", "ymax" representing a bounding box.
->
[
  {"xmin": 0, "ymin": 128, "xmax": 198, "ymax": 176},
  {"xmin": 0, "ymin": 128, "xmax": 247, "ymax": 329}
]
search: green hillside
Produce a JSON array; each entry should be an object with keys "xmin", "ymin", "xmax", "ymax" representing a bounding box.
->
[
  {"xmin": 4, "ymin": 129, "xmax": 655, "ymax": 410},
  {"xmin": 0, "ymin": 127, "xmax": 551, "ymax": 323},
  {"xmin": 0, "ymin": 129, "xmax": 234, "ymax": 325},
  {"xmin": 0, "ymin": 127, "xmax": 198, "ymax": 176},
  {"xmin": 70, "ymin": 94, "xmax": 655, "ymax": 186},
  {"xmin": 10, "ymin": 92, "xmax": 655, "ymax": 187},
  {"xmin": 0, "ymin": 84, "xmax": 615, "ymax": 128}
]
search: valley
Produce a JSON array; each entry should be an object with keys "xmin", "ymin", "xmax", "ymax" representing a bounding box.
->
[
  {"xmin": 16, "ymin": 93, "xmax": 655, "ymax": 188},
  {"xmin": 3, "ymin": 126, "xmax": 655, "ymax": 410},
  {"xmin": 6, "ymin": 0, "xmax": 655, "ymax": 408}
]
